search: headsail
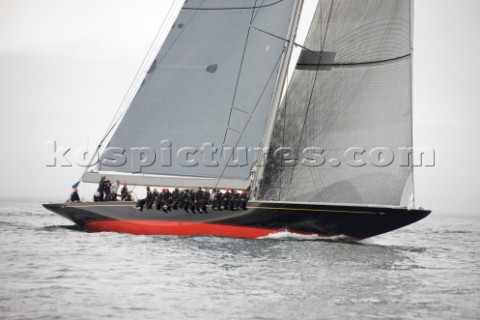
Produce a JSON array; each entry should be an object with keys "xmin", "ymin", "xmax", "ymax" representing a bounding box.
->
[
  {"xmin": 257, "ymin": 0, "xmax": 414, "ymax": 207},
  {"xmin": 92, "ymin": 0, "xmax": 297, "ymax": 188}
]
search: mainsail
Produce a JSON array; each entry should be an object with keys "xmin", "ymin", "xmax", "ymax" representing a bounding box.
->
[
  {"xmin": 257, "ymin": 0, "xmax": 414, "ymax": 206},
  {"xmin": 88, "ymin": 0, "xmax": 298, "ymax": 188}
]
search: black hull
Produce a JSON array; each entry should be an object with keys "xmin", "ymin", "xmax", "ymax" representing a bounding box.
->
[{"xmin": 43, "ymin": 201, "xmax": 431, "ymax": 240}]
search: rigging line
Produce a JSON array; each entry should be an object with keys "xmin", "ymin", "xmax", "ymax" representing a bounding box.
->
[
  {"xmin": 77, "ymin": 0, "xmax": 179, "ymax": 185},
  {"xmin": 102, "ymin": 1, "xmax": 180, "ymax": 140},
  {"xmin": 251, "ymin": 0, "xmax": 267, "ymax": 23},
  {"xmin": 286, "ymin": 55, "xmax": 322, "ymax": 189},
  {"xmin": 231, "ymin": 0, "xmax": 259, "ymax": 106},
  {"xmin": 319, "ymin": 2, "xmax": 323, "ymax": 52},
  {"xmin": 279, "ymin": 58, "xmax": 290, "ymax": 200},
  {"xmin": 250, "ymin": 25, "xmax": 319, "ymax": 54},
  {"xmin": 252, "ymin": 0, "xmax": 305, "ymax": 198},
  {"xmin": 220, "ymin": 109, "xmax": 235, "ymax": 155},
  {"xmin": 214, "ymin": 51, "xmax": 284, "ymax": 189},
  {"xmin": 321, "ymin": 0, "xmax": 334, "ymax": 52},
  {"xmin": 157, "ymin": 0, "xmax": 207, "ymax": 65},
  {"xmin": 285, "ymin": 0, "xmax": 335, "ymax": 191},
  {"xmin": 409, "ymin": 0, "xmax": 416, "ymax": 208},
  {"xmin": 184, "ymin": 0, "xmax": 286, "ymax": 11},
  {"xmin": 249, "ymin": 26, "xmax": 288, "ymax": 43},
  {"xmin": 266, "ymin": 2, "xmax": 317, "ymax": 122},
  {"xmin": 250, "ymin": 0, "xmax": 261, "ymax": 24},
  {"xmin": 222, "ymin": 0, "xmax": 259, "ymax": 149}
]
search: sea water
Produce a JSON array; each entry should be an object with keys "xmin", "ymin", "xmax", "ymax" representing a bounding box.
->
[{"xmin": 0, "ymin": 202, "xmax": 479, "ymax": 320}]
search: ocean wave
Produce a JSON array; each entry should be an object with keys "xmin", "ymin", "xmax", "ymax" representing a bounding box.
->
[
  {"xmin": 257, "ymin": 231, "xmax": 352, "ymax": 242},
  {"xmin": 40, "ymin": 225, "xmax": 85, "ymax": 232}
]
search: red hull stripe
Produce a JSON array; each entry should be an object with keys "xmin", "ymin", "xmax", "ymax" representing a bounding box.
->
[{"xmin": 85, "ymin": 220, "xmax": 318, "ymax": 239}]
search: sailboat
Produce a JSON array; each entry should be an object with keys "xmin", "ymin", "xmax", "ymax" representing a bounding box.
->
[{"xmin": 44, "ymin": 0, "xmax": 431, "ymax": 240}]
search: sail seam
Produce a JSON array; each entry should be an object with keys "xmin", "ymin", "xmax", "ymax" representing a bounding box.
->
[
  {"xmin": 251, "ymin": 0, "xmax": 267, "ymax": 22},
  {"xmin": 321, "ymin": 0, "xmax": 334, "ymax": 52},
  {"xmin": 249, "ymin": 25, "xmax": 322, "ymax": 55},
  {"xmin": 221, "ymin": 0, "xmax": 259, "ymax": 153},
  {"xmin": 231, "ymin": 0, "xmax": 258, "ymax": 107},
  {"xmin": 250, "ymin": 26, "xmax": 289, "ymax": 43}
]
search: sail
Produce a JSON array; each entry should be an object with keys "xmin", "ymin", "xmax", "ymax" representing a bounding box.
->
[
  {"xmin": 257, "ymin": 0, "xmax": 414, "ymax": 206},
  {"xmin": 97, "ymin": 0, "xmax": 297, "ymax": 185}
]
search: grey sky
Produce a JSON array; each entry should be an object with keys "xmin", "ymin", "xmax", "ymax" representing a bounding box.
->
[{"xmin": 0, "ymin": 0, "xmax": 479, "ymax": 216}]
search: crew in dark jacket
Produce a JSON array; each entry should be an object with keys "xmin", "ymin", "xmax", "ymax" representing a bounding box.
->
[
  {"xmin": 231, "ymin": 189, "xmax": 240, "ymax": 210},
  {"xmin": 171, "ymin": 187, "xmax": 180, "ymax": 209},
  {"xmin": 98, "ymin": 176, "xmax": 106, "ymax": 201},
  {"xmin": 179, "ymin": 189, "xmax": 188, "ymax": 211},
  {"xmin": 239, "ymin": 189, "xmax": 248, "ymax": 210},
  {"xmin": 155, "ymin": 189, "xmax": 164, "ymax": 210},
  {"xmin": 201, "ymin": 188, "xmax": 211, "ymax": 213},
  {"xmin": 195, "ymin": 187, "xmax": 204, "ymax": 212},
  {"xmin": 152, "ymin": 188, "xmax": 159, "ymax": 206},
  {"xmin": 103, "ymin": 180, "xmax": 111, "ymax": 200},
  {"xmin": 70, "ymin": 189, "xmax": 80, "ymax": 202},
  {"xmin": 189, "ymin": 189, "xmax": 196, "ymax": 213},
  {"xmin": 145, "ymin": 186, "xmax": 154, "ymax": 209},
  {"xmin": 121, "ymin": 184, "xmax": 129, "ymax": 201},
  {"xmin": 163, "ymin": 188, "xmax": 172, "ymax": 210},
  {"xmin": 213, "ymin": 188, "xmax": 223, "ymax": 210},
  {"xmin": 123, "ymin": 191, "xmax": 132, "ymax": 201},
  {"xmin": 222, "ymin": 188, "xmax": 231, "ymax": 210}
]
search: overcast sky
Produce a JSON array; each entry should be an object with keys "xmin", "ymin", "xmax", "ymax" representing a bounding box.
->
[{"xmin": 0, "ymin": 0, "xmax": 479, "ymax": 216}]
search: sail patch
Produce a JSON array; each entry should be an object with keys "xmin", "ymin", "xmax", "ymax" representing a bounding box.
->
[{"xmin": 206, "ymin": 64, "xmax": 218, "ymax": 73}]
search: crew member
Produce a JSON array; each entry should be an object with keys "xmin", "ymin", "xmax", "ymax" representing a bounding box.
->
[
  {"xmin": 145, "ymin": 186, "xmax": 154, "ymax": 209},
  {"xmin": 98, "ymin": 176, "xmax": 106, "ymax": 201},
  {"xmin": 171, "ymin": 187, "xmax": 180, "ymax": 210},
  {"xmin": 123, "ymin": 190, "xmax": 132, "ymax": 201},
  {"xmin": 183, "ymin": 189, "xmax": 191, "ymax": 212},
  {"xmin": 195, "ymin": 187, "xmax": 204, "ymax": 213},
  {"xmin": 222, "ymin": 188, "xmax": 231, "ymax": 210},
  {"xmin": 152, "ymin": 188, "xmax": 159, "ymax": 206},
  {"xmin": 179, "ymin": 189, "xmax": 188, "ymax": 211},
  {"xmin": 202, "ymin": 188, "xmax": 211, "ymax": 213},
  {"xmin": 189, "ymin": 188, "xmax": 196, "ymax": 213},
  {"xmin": 111, "ymin": 180, "xmax": 121, "ymax": 200},
  {"xmin": 213, "ymin": 188, "xmax": 223, "ymax": 210},
  {"xmin": 239, "ymin": 189, "xmax": 248, "ymax": 210},
  {"xmin": 163, "ymin": 188, "xmax": 172, "ymax": 211},
  {"xmin": 103, "ymin": 180, "xmax": 111, "ymax": 200},
  {"xmin": 70, "ymin": 189, "xmax": 80, "ymax": 202},
  {"xmin": 231, "ymin": 189, "xmax": 240, "ymax": 210},
  {"xmin": 121, "ymin": 184, "xmax": 129, "ymax": 201}
]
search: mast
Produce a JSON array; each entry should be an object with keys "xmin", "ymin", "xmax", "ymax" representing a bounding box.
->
[
  {"xmin": 410, "ymin": 0, "xmax": 416, "ymax": 208},
  {"xmin": 252, "ymin": 0, "xmax": 305, "ymax": 199}
]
